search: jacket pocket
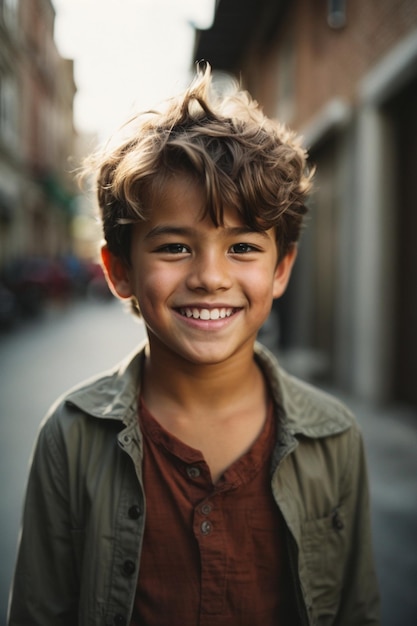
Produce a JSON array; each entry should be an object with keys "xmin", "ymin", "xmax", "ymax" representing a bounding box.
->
[{"xmin": 300, "ymin": 506, "xmax": 346, "ymax": 620}]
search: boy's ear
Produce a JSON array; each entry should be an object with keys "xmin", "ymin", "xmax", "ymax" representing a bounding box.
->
[
  {"xmin": 101, "ymin": 245, "xmax": 133, "ymax": 299},
  {"xmin": 272, "ymin": 246, "xmax": 297, "ymax": 299}
]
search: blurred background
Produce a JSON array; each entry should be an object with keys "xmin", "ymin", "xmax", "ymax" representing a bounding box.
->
[{"xmin": 1, "ymin": 0, "xmax": 417, "ymax": 624}]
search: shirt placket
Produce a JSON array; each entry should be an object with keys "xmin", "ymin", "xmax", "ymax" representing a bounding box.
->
[{"xmin": 193, "ymin": 493, "xmax": 228, "ymax": 620}]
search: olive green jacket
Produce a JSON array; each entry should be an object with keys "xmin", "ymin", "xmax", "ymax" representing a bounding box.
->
[{"xmin": 8, "ymin": 342, "xmax": 380, "ymax": 625}]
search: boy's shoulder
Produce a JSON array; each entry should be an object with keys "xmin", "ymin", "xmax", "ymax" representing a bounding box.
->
[
  {"xmin": 44, "ymin": 342, "xmax": 147, "ymax": 430},
  {"xmin": 255, "ymin": 343, "xmax": 356, "ymax": 438}
]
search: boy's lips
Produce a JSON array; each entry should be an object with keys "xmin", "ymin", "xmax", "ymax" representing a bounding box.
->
[{"xmin": 177, "ymin": 306, "xmax": 238, "ymax": 321}]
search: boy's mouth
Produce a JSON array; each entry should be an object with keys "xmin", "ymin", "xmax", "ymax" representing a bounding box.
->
[{"xmin": 178, "ymin": 307, "xmax": 235, "ymax": 320}]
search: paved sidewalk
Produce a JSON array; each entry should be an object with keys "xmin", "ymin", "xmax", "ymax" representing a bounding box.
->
[{"xmin": 346, "ymin": 396, "xmax": 417, "ymax": 626}]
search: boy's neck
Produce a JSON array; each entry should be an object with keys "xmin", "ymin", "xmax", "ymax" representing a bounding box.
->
[
  {"xmin": 141, "ymin": 339, "xmax": 262, "ymax": 415},
  {"xmin": 141, "ymin": 339, "xmax": 269, "ymax": 482}
]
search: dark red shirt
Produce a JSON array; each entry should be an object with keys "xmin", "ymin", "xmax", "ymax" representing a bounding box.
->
[{"xmin": 131, "ymin": 397, "xmax": 290, "ymax": 626}]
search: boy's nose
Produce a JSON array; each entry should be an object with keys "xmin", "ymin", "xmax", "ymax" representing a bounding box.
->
[{"xmin": 186, "ymin": 251, "xmax": 232, "ymax": 292}]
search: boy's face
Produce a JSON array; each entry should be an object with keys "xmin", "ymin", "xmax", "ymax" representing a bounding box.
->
[{"xmin": 103, "ymin": 175, "xmax": 296, "ymax": 367}]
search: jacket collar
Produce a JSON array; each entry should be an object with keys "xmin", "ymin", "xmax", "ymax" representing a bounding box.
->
[
  {"xmin": 66, "ymin": 341, "xmax": 353, "ymax": 439},
  {"xmin": 254, "ymin": 343, "xmax": 353, "ymax": 438},
  {"xmin": 65, "ymin": 340, "xmax": 147, "ymax": 424}
]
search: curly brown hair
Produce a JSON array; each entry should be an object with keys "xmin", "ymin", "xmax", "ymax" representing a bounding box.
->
[{"xmin": 91, "ymin": 63, "xmax": 313, "ymax": 268}]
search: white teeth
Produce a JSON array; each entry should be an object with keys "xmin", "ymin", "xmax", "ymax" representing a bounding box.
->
[
  {"xmin": 200, "ymin": 309, "xmax": 210, "ymax": 320},
  {"xmin": 180, "ymin": 307, "xmax": 233, "ymax": 320}
]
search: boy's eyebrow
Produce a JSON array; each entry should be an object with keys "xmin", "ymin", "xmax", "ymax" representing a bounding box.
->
[
  {"xmin": 144, "ymin": 224, "xmax": 270, "ymax": 240},
  {"xmin": 222, "ymin": 226, "xmax": 270, "ymax": 239},
  {"xmin": 144, "ymin": 225, "xmax": 195, "ymax": 240}
]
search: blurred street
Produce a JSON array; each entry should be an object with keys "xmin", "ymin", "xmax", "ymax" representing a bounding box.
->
[{"xmin": 1, "ymin": 299, "xmax": 416, "ymax": 625}]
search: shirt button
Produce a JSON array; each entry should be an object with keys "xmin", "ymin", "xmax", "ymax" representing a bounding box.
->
[
  {"xmin": 201, "ymin": 503, "xmax": 212, "ymax": 515},
  {"xmin": 187, "ymin": 466, "xmax": 201, "ymax": 479},
  {"xmin": 122, "ymin": 559, "xmax": 136, "ymax": 576},
  {"xmin": 201, "ymin": 520, "xmax": 212, "ymax": 535},
  {"xmin": 128, "ymin": 505, "xmax": 141, "ymax": 519},
  {"xmin": 113, "ymin": 615, "xmax": 126, "ymax": 626}
]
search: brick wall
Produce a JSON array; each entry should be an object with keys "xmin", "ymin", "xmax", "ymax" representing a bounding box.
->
[{"xmin": 245, "ymin": 0, "xmax": 417, "ymax": 128}]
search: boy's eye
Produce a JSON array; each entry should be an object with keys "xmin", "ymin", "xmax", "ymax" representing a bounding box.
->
[
  {"xmin": 157, "ymin": 243, "xmax": 189, "ymax": 254},
  {"xmin": 229, "ymin": 242, "xmax": 257, "ymax": 254}
]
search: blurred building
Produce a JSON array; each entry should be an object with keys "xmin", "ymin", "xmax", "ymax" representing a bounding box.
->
[
  {"xmin": 0, "ymin": 0, "xmax": 77, "ymax": 268},
  {"xmin": 195, "ymin": 0, "xmax": 417, "ymax": 408}
]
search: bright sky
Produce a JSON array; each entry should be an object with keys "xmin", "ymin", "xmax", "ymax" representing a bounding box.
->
[{"xmin": 53, "ymin": 0, "xmax": 214, "ymax": 139}]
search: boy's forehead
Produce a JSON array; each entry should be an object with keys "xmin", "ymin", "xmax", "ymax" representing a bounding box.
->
[
  {"xmin": 144, "ymin": 174, "xmax": 228, "ymax": 225},
  {"xmin": 150, "ymin": 171, "xmax": 201, "ymax": 201},
  {"xmin": 139, "ymin": 173, "xmax": 277, "ymax": 240},
  {"xmin": 135, "ymin": 210, "xmax": 254, "ymax": 237}
]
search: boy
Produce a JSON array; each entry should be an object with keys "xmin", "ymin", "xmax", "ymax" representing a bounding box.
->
[{"xmin": 8, "ymin": 65, "xmax": 380, "ymax": 625}]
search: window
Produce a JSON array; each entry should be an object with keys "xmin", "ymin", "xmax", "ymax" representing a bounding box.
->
[{"xmin": 327, "ymin": 0, "xmax": 346, "ymax": 29}]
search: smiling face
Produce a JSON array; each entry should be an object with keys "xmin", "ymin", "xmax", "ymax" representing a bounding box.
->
[{"xmin": 102, "ymin": 175, "xmax": 296, "ymax": 368}]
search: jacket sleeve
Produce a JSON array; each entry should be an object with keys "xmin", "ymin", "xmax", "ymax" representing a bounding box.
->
[
  {"xmin": 335, "ymin": 425, "xmax": 381, "ymax": 626},
  {"xmin": 8, "ymin": 409, "xmax": 80, "ymax": 625}
]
